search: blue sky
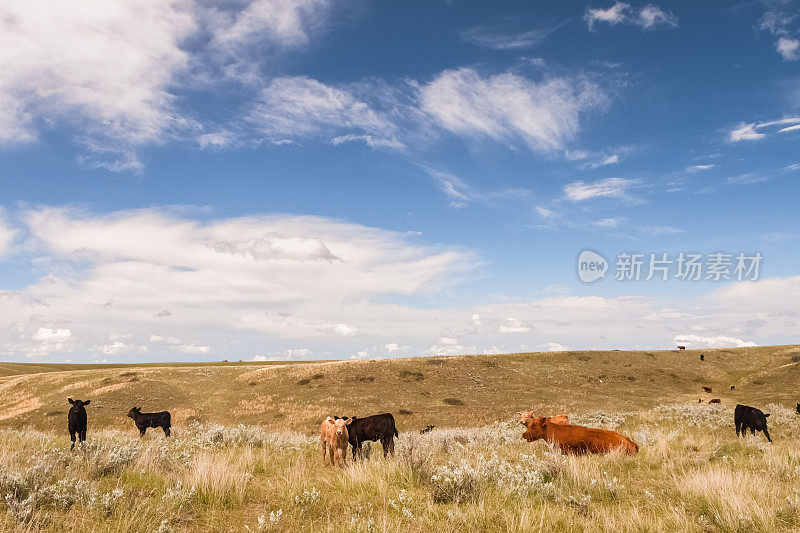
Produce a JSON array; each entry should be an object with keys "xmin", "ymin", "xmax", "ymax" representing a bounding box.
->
[{"xmin": 0, "ymin": 0, "xmax": 798, "ymax": 362}]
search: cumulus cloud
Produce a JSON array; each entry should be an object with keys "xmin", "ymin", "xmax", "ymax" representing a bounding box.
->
[
  {"xmin": 419, "ymin": 68, "xmax": 605, "ymax": 153},
  {"xmin": 777, "ymin": 37, "xmax": 800, "ymax": 60},
  {"xmin": 585, "ymin": 3, "xmax": 677, "ymax": 31},
  {"xmin": 673, "ymin": 334, "xmax": 756, "ymax": 349},
  {"xmin": 1, "ymin": 205, "xmax": 798, "ymax": 361},
  {"xmin": 564, "ymin": 177, "xmax": 633, "ymax": 201}
]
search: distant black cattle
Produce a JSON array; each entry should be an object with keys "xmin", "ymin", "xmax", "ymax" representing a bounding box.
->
[
  {"xmin": 342, "ymin": 413, "xmax": 398, "ymax": 460},
  {"xmin": 677, "ymin": 346, "xmax": 686, "ymax": 350},
  {"xmin": 67, "ymin": 398, "xmax": 90, "ymax": 449},
  {"xmin": 420, "ymin": 425, "xmax": 435, "ymax": 434},
  {"xmin": 702, "ymin": 386, "xmax": 712, "ymax": 393},
  {"xmin": 700, "ymin": 354, "xmax": 704, "ymax": 361},
  {"xmin": 735, "ymin": 404, "xmax": 771, "ymax": 443},
  {"xmin": 709, "ymin": 398, "xmax": 721, "ymax": 404},
  {"xmin": 730, "ymin": 385, "xmax": 736, "ymax": 390},
  {"xmin": 127, "ymin": 407, "xmax": 171, "ymax": 437}
]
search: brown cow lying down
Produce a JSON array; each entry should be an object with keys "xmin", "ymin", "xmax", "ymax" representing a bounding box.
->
[
  {"xmin": 522, "ymin": 417, "xmax": 638, "ymax": 455},
  {"xmin": 517, "ymin": 411, "xmax": 569, "ymax": 426},
  {"xmin": 320, "ymin": 416, "xmax": 352, "ymax": 467}
]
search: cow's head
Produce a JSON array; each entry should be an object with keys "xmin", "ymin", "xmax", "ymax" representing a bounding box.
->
[
  {"xmin": 333, "ymin": 417, "xmax": 352, "ymax": 438},
  {"xmin": 68, "ymin": 398, "xmax": 90, "ymax": 409},
  {"xmin": 127, "ymin": 407, "xmax": 141, "ymax": 419},
  {"xmin": 522, "ymin": 417, "xmax": 547, "ymax": 442}
]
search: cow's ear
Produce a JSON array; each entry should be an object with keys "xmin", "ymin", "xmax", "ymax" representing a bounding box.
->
[
  {"xmin": 68, "ymin": 398, "xmax": 74, "ymax": 404},
  {"xmin": 345, "ymin": 418, "xmax": 353, "ymax": 425},
  {"xmin": 765, "ymin": 413, "xmax": 770, "ymax": 417},
  {"xmin": 83, "ymin": 400, "xmax": 90, "ymax": 405}
]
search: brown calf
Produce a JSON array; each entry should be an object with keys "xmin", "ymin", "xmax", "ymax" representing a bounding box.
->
[
  {"xmin": 320, "ymin": 417, "xmax": 351, "ymax": 467},
  {"xmin": 709, "ymin": 398, "xmax": 721, "ymax": 404},
  {"xmin": 702, "ymin": 386, "xmax": 712, "ymax": 393},
  {"xmin": 522, "ymin": 418, "xmax": 638, "ymax": 455}
]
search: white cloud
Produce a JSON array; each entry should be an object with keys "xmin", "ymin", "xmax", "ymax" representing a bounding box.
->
[
  {"xmin": 170, "ymin": 343, "xmax": 211, "ymax": 354},
  {"xmin": 498, "ymin": 317, "xmax": 531, "ymax": 333},
  {"xmin": 251, "ymin": 355, "xmax": 268, "ymax": 361},
  {"xmin": 593, "ymin": 217, "xmax": 624, "ymax": 228},
  {"xmin": 673, "ymin": 334, "xmax": 756, "ymax": 349},
  {"xmin": 564, "ymin": 177, "xmax": 633, "ymax": 201},
  {"xmin": 0, "ymin": 0, "xmax": 332, "ymax": 170},
  {"xmin": 32, "ymin": 327, "xmax": 72, "ymax": 343},
  {"xmin": 777, "ymin": 38, "xmax": 800, "ymax": 60},
  {"xmin": 729, "ymin": 123, "xmax": 765, "ymax": 142},
  {"xmin": 687, "ymin": 164, "xmax": 715, "ymax": 172},
  {"xmin": 0, "ymin": 218, "xmax": 16, "ymax": 257},
  {"xmin": 640, "ymin": 225, "xmax": 683, "ymax": 236},
  {"xmin": 246, "ymin": 77, "xmax": 404, "ymax": 149},
  {"xmin": 585, "ymin": 3, "xmax": 628, "ymax": 29},
  {"xmin": 538, "ymin": 342, "xmax": 566, "ymax": 352},
  {"xmin": 99, "ymin": 341, "xmax": 147, "ymax": 355},
  {"xmin": 3, "ymin": 205, "xmax": 800, "ymax": 362},
  {"xmin": 536, "ymin": 206, "xmax": 557, "ymax": 219},
  {"xmin": 729, "ymin": 117, "xmax": 800, "ymax": 142},
  {"xmin": 0, "ymin": 0, "xmax": 198, "ymax": 170},
  {"xmin": 422, "ymin": 167, "xmax": 529, "ymax": 209},
  {"xmin": 419, "ymin": 68, "xmax": 605, "ymax": 153},
  {"xmin": 585, "ymin": 3, "xmax": 676, "ymax": 31},
  {"xmin": 461, "ymin": 22, "xmax": 566, "ymax": 50},
  {"xmin": 760, "ymin": 2, "xmax": 800, "ymax": 60}
]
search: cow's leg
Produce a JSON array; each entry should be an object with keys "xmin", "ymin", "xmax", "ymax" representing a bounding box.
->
[
  {"xmin": 333, "ymin": 446, "xmax": 341, "ymax": 468},
  {"xmin": 388, "ymin": 436, "xmax": 395, "ymax": 456},
  {"xmin": 80, "ymin": 429, "xmax": 87, "ymax": 444},
  {"xmin": 139, "ymin": 427, "xmax": 147, "ymax": 438},
  {"xmin": 380, "ymin": 437, "xmax": 389, "ymax": 457},
  {"xmin": 735, "ymin": 421, "xmax": 741, "ymax": 437},
  {"xmin": 69, "ymin": 429, "xmax": 76, "ymax": 450},
  {"xmin": 163, "ymin": 425, "xmax": 171, "ymax": 437},
  {"xmin": 351, "ymin": 441, "xmax": 358, "ymax": 462},
  {"xmin": 763, "ymin": 428, "xmax": 772, "ymax": 443},
  {"xmin": 321, "ymin": 438, "xmax": 327, "ymax": 464},
  {"xmin": 750, "ymin": 427, "xmax": 755, "ymax": 435}
]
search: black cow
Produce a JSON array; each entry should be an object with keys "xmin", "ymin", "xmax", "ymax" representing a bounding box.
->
[
  {"xmin": 420, "ymin": 425, "xmax": 435, "ymax": 434},
  {"xmin": 796, "ymin": 403, "xmax": 799, "ymax": 415},
  {"xmin": 734, "ymin": 404, "xmax": 771, "ymax": 443},
  {"xmin": 67, "ymin": 398, "xmax": 90, "ymax": 449},
  {"xmin": 342, "ymin": 413, "xmax": 398, "ymax": 460},
  {"xmin": 700, "ymin": 354, "xmax": 704, "ymax": 361},
  {"xmin": 127, "ymin": 407, "xmax": 171, "ymax": 437}
]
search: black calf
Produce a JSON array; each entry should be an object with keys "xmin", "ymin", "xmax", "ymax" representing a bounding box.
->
[
  {"xmin": 734, "ymin": 404, "xmax": 771, "ymax": 443},
  {"xmin": 127, "ymin": 407, "xmax": 171, "ymax": 437},
  {"xmin": 67, "ymin": 398, "xmax": 90, "ymax": 449}
]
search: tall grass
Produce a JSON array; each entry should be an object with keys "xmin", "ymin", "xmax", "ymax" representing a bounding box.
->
[{"xmin": 0, "ymin": 405, "xmax": 797, "ymax": 531}]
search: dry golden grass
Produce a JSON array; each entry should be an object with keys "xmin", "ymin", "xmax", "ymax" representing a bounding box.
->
[{"xmin": 0, "ymin": 346, "xmax": 797, "ymax": 531}]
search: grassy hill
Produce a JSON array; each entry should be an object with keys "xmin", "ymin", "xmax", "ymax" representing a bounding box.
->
[{"xmin": 1, "ymin": 345, "xmax": 798, "ymax": 434}]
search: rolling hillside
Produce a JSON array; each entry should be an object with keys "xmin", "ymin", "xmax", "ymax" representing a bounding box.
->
[{"xmin": 1, "ymin": 345, "xmax": 798, "ymax": 434}]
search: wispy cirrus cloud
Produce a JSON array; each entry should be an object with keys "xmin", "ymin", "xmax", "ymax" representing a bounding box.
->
[
  {"xmin": 564, "ymin": 177, "xmax": 636, "ymax": 202},
  {"xmin": 422, "ymin": 167, "xmax": 530, "ymax": 209},
  {"xmin": 419, "ymin": 68, "xmax": 606, "ymax": 154},
  {"xmin": 729, "ymin": 117, "xmax": 800, "ymax": 142},
  {"xmin": 0, "ymin": 0, "xmax": 332, "ymax": 171},
  {"xmin": 585, "ymin": 2, "xmax": 677, "ymax": 31},
  {"xmin": 759, "ymin": 0, "xmax": 800, "ymax": 60},
  {"xmin": 461, "ymin": 20, "xmax": 568, "ymax": 50}
]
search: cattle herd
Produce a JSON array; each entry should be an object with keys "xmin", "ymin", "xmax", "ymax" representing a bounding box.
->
[{"xmin": 65, "ymin": 397, "xmax": 786, "ymax": 463}]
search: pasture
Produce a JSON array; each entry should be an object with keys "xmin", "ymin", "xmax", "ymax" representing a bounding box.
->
[{"xmin": 0, "ymin": 345, "xmax": 798, "ymax": 531}]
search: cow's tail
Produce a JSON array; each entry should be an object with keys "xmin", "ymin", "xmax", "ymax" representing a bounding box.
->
[{"xmin": 394, "ymin": 427, "xmax": 399, "ymax": 438}]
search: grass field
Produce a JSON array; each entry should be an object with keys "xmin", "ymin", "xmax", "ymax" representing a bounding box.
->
[{"xmin": 0, "ymin": 345, "xmax": 798, "ymax": 531}]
